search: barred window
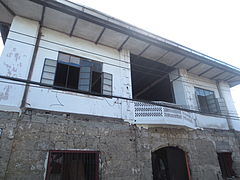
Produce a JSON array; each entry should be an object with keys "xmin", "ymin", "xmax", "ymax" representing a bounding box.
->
[
  {"xmin": 217, "ymin": 152, "xmax": 236, "ymax": 179},
  {"xmin": 45, "ymin": 150, "xmax": 99, "ymax": 180}
]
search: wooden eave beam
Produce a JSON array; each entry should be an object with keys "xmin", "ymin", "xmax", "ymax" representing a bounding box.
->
[{"xmin": 0, "ymin": 0, "xmax": 15, "ymax": 16}]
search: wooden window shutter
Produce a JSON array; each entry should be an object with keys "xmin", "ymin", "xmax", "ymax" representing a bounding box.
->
[
  {"xmin": 102, "ymin": 72, "xmax": 112, "ymax": 96},
  {"xmin": 78, "ymin": 66, "xmax": 91, "ymax": 92},
  {"xmin": 41, "ymin": 58, "xmax": 57, "ymax": 85},
  {"xmin": 206, "ymin": 94, "xmax": 219, "ymax": 113}
]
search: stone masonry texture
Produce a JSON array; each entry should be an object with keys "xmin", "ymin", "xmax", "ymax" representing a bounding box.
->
[{"xmin": 0, "ymin": 109, "xmax": 240, "ymax": 180}]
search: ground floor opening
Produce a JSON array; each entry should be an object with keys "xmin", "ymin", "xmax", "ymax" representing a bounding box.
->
[{"xmin": 152, "ymin": 146, "xmax": 190, "ymax": 180}]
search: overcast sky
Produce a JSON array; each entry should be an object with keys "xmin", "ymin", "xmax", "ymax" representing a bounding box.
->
[{"xmin": 0, "ymin": 0, "xmax": 239, "ymax": 114}]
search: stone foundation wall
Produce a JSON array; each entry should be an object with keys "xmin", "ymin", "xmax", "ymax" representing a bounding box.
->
[{"xmin": 0, "ymin": 109, "xmax": 240, "ymax": 180}]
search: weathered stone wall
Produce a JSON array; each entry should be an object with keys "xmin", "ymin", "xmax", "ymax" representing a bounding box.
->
[
  {"xmin": 0, "ymin": 112, "xmax": 18, "ymax": 180},
  {"xmin": 0, "ymin": 109, "xmax": 240, "ymax": 180}
]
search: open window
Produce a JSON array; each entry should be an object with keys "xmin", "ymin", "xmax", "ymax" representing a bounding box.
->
[
  {"xmin": 131, "ymin": 54, "xmax": 175, "ymax": 103},
  {"xmin": 45, "ymin": 150, "xmax": 99, "ymax": 180},
  {"xmin": 195, "ymin": 87, "xmax": 219, "ymax": 114},
  {"xmin": 41, "ymin": 52, "xmax": 113, "ymax": 96},
  {"xmin": 217, "ymin": 152, "xmax": 236, "ymax": 179}
]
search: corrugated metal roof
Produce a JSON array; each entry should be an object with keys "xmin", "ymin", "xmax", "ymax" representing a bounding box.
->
[{"xmin": 1, "ymin": 0, "xmax": 240, "ymax": 87}]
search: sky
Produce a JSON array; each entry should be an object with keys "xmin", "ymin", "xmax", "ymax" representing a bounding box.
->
[
  {"xmin": 0, "ymin": 0, "xmax": 239, "ymax": 114},
  {"xmin": 70, "ymin": 0, "xmax": 240, "ymax": 115}
]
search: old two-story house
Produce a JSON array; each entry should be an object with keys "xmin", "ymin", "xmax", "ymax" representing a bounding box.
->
[{"xmin": 0, "ymin": 0, "xmax": 240, "ymax": 179}]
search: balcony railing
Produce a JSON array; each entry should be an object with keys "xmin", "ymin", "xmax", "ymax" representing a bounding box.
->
[
  {"xmin": 133, "ymin": 101, "xmax": 239, "ymax": 130},
  {"xmin": 134, "ymin": 101, "xmax": 196, "ymax": 129}
]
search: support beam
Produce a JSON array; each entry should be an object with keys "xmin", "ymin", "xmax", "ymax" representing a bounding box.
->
[
  {"xmin": 0, "ymin": 21, "xmax": 10, "ymax": 26},
  {"xmin": 40, "ymin": 6, "xmax": 45, "ymax": 26},
  {"xmin": 69, "ymin": 17, "xmax": 78, "ymax": 37},
  {"xmin": 138, "ymin": 44, "xmax": 151, "ymax": 56},
  {"xmin": 187, "ymin": 62, "xmax": 201, "ymax": 72},
  {"xmin": 224, "ymin": 75, "xmax": 236, "ymax": 82},
  {"xmin": 28, "ymin": 0, "xmax": 240, "ymax": 78},
  {"xmin": 20, "ymin": 6, "xmax": 45, "ymax": 109},
  {"xmin": 156, "ymin": 51, "xmax": 169, "ymax": 62},
  {"xmin": 118, "ymin": 36, "xmax": 129, "ymax": 51},
  {"xmin": 210, "ymin": 71, "xmax": 225, "ymax": 80},
  {"xmin": 95, "ymin": 27, "xmax": 105, "ymax": 44},
  {"xmin": 172, "ymin": 56, "xmax": 186, "ymax": 67},
  {"xmin": 170, "ymin": 69, "xmax": 181, "ymax": 83},
  {"xmin": 171, "ymin": 76, "xmax": 181, "ymax": 83},
  {"xmin": 198, "ymin": 66, "xmax": 214, "ymax": 76},
  {"xmin": 0, "ymin": 0, "xmax": 15, "ymax": 16},
  {"xmin": 135, "ymin": 73, "xmax": 170, "ymax": 98}
]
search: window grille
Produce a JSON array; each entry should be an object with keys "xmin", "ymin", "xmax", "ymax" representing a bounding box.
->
[
  {"xmin": 46, "ymin": 150, "xmax": 99, "ymax": 180},
  {"xmin": 217, "ymin": 152, "xmax": 236, "ymax": 179}
]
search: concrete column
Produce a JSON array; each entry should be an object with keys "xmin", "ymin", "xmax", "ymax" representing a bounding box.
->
[
  {"xmin": 217, "ymin": 81, "xmax": 238, "ymax": 129},
  {"xmin": 0, "ymin": 16, "xmax": 39, "ymax": 112}
]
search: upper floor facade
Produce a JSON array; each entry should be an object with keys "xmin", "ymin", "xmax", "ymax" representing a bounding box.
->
[{"xmin": 0, "ymin": 0, "xmax": 240, "ymax": 131}]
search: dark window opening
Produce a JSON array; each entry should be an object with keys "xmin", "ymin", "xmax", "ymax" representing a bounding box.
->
[
  {"xmin": 54, "ymin": 63, "xmax": 68, "ymax": 87},
  {"xmin": 68, "ymin": 66, "xmax": 80, "ymax": 89},
  {"xmin": 217, "ymin": 152, "xmax": 236, "ymax": 179},
  {"xmin": 0, "ymin": 23, "xmax": 10, "ymax": 45},
  {"xmin": 46, "ymin": 150, "xmax": 99, "ymax": 180},
  {"xmin": 54, "ymin": 52, "xmax": 106, "ymax": 95},
  {"xmin": 91, "ymin": 71, "xmax": 102, "ymax": 93},
  {"xmin": 195, "ymin": 87, "xmax": 219, "ymax": 114},
  {"xmin": 152, "ymin": 147, "xmax": 190, "ymax": 180},
  {"xmin": 54, "ymin": 63, "xmax": 80, "ymax": 89},
  {"xmin": 41, "ymin": 54, "xmax": 113, "ymax": 96},
  {"xmin": 131, "ymin": 54, "xmax": 175, "ymax": 103}
]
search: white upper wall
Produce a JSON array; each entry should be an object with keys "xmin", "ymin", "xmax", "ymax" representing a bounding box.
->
[
  {"xmin": 27, "ymin": 25, "xmax": 134, "ymax": 120},
  {"xmin": 0, "ymin": 16, "xmax": 238, "ymax": 127},
  {"xmin": 30, "ymin": 27, "xmax": 132, "ymax": 98},
  {"xmin": 0, "ymin": 16, "xmax": 135, "ymax": 120},
  {"xmin": 171, "ymin": 68, "xmax": 238, "ymax": 116},
  {"xmin": 0, "ymin": 16, "xmax": 39, "ymax": 111}
]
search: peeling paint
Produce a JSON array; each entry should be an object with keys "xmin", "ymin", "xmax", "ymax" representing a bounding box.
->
[
  {"xmin": 3, "ymin": 47, "xmax": 28, "ymax": 77},
  {"xmin": 0, "ymin": 86, "xmax": 11, "ymax": 101}
]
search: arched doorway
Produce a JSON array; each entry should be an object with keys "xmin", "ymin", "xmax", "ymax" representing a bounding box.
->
[{"xmin": 151, "ymin": 146, "xmax": 191, "ymax": 180}]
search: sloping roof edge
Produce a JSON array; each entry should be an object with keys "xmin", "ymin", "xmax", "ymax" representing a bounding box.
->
[{"xmin": 27, "ymin": 0, "xmax": 240, "ymax": 78}]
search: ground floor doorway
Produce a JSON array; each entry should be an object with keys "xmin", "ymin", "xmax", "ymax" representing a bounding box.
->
[{"xmin": 152, "ymin": 146, "xmax": 191, "ymax": 180}]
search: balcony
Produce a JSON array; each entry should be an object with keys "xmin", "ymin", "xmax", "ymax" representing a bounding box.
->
[
  {"xmin": 129, "ymin": 52, "xmax": 239, "ymax": 131},
  {"xmin": 133, "ymin": 101, "xmax": 240, "ymax": 130},
  {"xmin": 133, "ymin": 101, "xmax": 196, "ymax": 129}
]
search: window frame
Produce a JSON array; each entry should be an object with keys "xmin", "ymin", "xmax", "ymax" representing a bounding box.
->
[
  {"xmin": 54, "ymin": 61, "xmax": 80, "ymax": 89},
  {"xmin": 217, "ymin": 152, "xmax": 236, "ymax": 179},
  {"xmin": 45, "ymin": 150, "xmax": 100, "ymax": 180},
  {"xmin": 195, "ymin": 87, "xmax": 219, "ymax": 114},
  {"xmin": 53, "ymin": 52, "xmax": 105, "ymax": 95},
  {"xmin": 40, "ymin": 53, "xmax": 113, "ymax": 98}
]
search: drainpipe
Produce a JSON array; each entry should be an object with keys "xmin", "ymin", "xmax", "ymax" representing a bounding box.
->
[
  {"xmin": 216, "ymin": 81, "xmax": 233, "ymax": 130},
  {"xmin": 20, "ymin": 7, "xmax": 45, "ymax": 110}
]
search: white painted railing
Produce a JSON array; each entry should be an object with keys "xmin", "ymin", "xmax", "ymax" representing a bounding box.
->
[
  {"xmin": 134, "ymin": 101, "xmax": 196, "ymax": 129},
  {"xmin": 133, "ymin": 101, "xmax": 237, "ymax": 130}
]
